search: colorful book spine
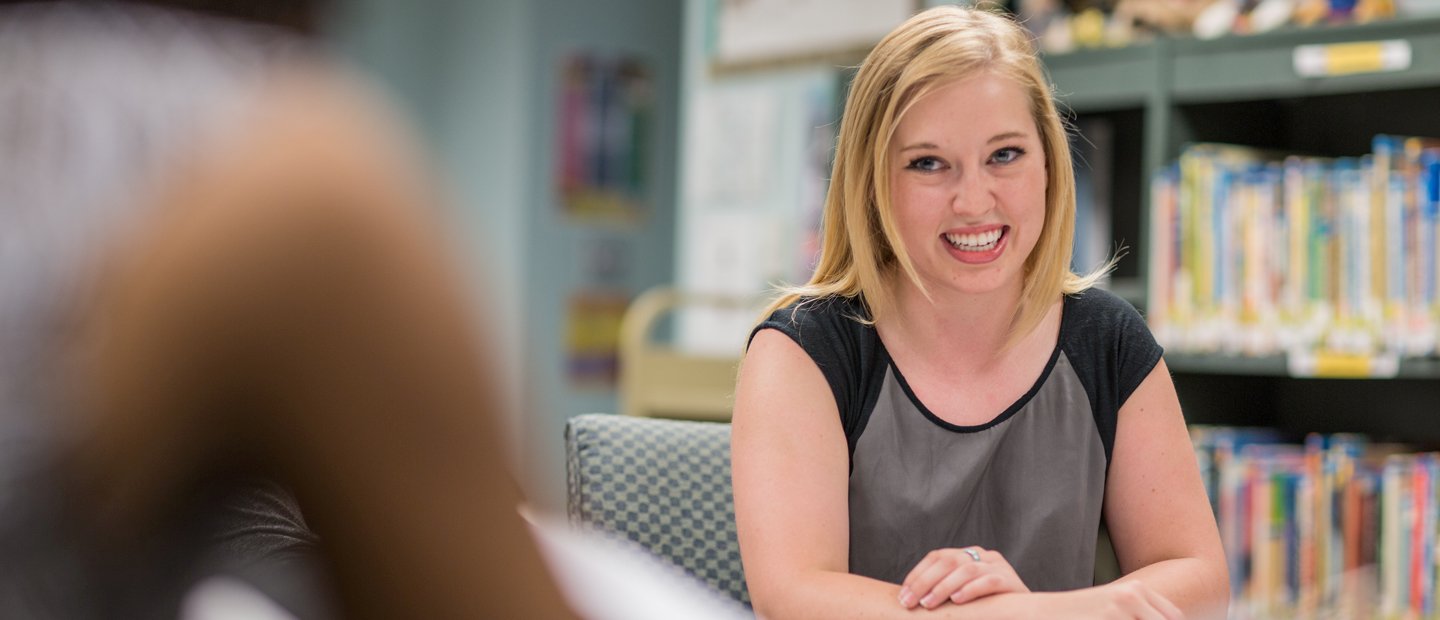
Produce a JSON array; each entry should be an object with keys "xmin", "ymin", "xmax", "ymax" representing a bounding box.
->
[
  {"xmin": 1385, "ymin": 171, "xmax": 1408, "ymax": 352},
  {"xmin": 1423, "ymin": 151, "xmax": 1440, "ymax": 351},
  {"xmin": 1283, "ymin": 157, "xmax": 1310, "ymax": 349},
  {"xmin": 1148, "ymin": 166, "xmax": 1179, "ymax": 347},
  {"xmin": 1418, "ymin": 454, "xmax": 1436, "ymax": 617},
  {"xmin": 1380, "ymin": 454, "xmax": 1404, "ymax": 618},
  {"xmin": 1373, "ymin": 136, "xmax": 1397, "ymax": 318},
  {"xmin": 1312, "ymin": 161, "xmax": 1334, "ymax": 347}
]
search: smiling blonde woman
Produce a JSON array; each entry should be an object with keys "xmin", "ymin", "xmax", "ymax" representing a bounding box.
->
[{"xmin": 732, "ymin": 6, "xmax": 1229, "ymax": 619}]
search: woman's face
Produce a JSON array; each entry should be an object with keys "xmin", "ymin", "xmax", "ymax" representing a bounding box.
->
[{"xmin": 886, "ymin": 71, "xmax": 1047, "ymax": 299}]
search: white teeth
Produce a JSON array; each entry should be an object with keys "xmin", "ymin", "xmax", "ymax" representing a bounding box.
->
[{"xmin": 944, "ymin": 228, "xmax": 1003, "ymax": 251}]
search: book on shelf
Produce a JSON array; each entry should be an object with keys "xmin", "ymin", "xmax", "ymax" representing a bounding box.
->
[
  {"xmin": 1148, "ymin": 138, "xmax": 1440, "ymax": 360},
  {"xmin": 1189, "ymin": 425, "xmax": 1440, "ymax": 619}
]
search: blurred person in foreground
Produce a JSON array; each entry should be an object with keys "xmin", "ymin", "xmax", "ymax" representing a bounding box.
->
[
  {"xmin": 733, "ymin": 6, "xmax": 1229, "ymax": 619},
  {"xmin": 0, "ymin": 1, "xmax": 576, "ymax": 617}
]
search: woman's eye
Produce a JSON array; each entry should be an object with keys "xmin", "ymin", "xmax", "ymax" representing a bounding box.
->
[
  {"xmin": 990, "ymin": 147, "xmax": 1025, "ymax": 164},
  {"xmin": 906, "ymin": 156, "xmax": 944, "ymax": 172}
]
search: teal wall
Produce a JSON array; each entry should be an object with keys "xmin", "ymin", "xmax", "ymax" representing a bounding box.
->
[
  {"xmin": 329, "ymin": 0, "xmax": 682, "ymax": 510},
  {"xmin": 519, "ymin": 0, "xmax": 682, "ymax": 509}
]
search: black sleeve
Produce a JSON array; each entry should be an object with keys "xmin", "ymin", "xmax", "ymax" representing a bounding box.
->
[
  {"xmin": 203, "ymin": 479, "xmax": 337, "ymax": 620},
  {"xmin": 747, "ymin": 297, "xmax": 888, "ymax": 459},
  {"xmin": 208, "ymin": 479, "xmax": 320, "ymax": 563},
  {"xmin": 1059, "ymin": 288, "xmax": 1164, "ymax": 466}
]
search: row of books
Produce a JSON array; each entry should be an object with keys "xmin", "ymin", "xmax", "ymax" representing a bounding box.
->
[
  {"xmin": 1147, "ymin": 137, "xmax": 1440, "ymax": 357},
  {"xmin": 1190, "ymin": 426, "xmax": 1439, "ymax": 619}
]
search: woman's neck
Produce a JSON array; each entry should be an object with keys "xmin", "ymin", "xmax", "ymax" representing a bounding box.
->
[{"xmin": 879, "ymin": 275, "xmax": 1025, "ymax": 370}]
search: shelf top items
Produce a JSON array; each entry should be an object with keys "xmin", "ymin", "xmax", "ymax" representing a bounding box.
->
[{"xmin": 1044, "ymin": 16, "xmax": 1440, "ymax": 111}]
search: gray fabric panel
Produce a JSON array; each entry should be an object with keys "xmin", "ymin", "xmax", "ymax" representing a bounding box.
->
[
  {"xmin": 847, "ymin": 352, "xmax": 1106, "ymax": 591},
  {"xmin": 564, "ymin": 413, "xmax": 749, "ymax": 605}
]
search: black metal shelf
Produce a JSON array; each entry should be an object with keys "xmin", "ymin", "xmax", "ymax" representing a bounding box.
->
[{"xmin": 1166, "ymin": 352, "xmax": 1440, "ymax": 379}]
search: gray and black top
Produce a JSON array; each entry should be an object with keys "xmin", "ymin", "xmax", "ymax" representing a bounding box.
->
[{"xmin": 750, "ymin": 287, "xmax": 1162, "ymax": 592}]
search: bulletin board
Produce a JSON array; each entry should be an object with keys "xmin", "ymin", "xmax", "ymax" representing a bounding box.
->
[{"xmin": 712, "ymin": 0, "xmax": 917, "ymax": 70}]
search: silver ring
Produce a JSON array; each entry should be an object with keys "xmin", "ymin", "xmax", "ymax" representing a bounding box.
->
[{"xmin": 963, "ymin": 548, "xmax": 982, "ymax": 562}]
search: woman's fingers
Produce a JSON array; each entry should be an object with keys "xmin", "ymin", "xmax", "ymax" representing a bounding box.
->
[
  {"xmin": 947, "ymin": 573, "xmax": 1009, "ymax": 606},
  {"xmin": 900, "ymin": 547, "xmax": 1032, "ymax": 609},
  {"xmin": 900, "ymin": 551, "xmax": 965, "ymax": 608},
  {"xmin": 916, "ymin": 563, "xmax": 982, "ymax": 608}
]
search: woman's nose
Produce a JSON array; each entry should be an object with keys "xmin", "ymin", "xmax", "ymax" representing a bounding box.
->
[{"xmin": 948, "ymin": 171, "xmax": 995, "ymax": 216}]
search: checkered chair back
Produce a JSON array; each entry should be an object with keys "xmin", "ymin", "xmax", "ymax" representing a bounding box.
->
[{"xmin": 564, "ymin": 413, "xmax": 749, "ymax": 605}]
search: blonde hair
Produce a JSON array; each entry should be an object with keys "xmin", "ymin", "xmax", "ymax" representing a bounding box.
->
[{"xmin": 762, "ymin": 5, "xmax": 1109, "ymax": 345}]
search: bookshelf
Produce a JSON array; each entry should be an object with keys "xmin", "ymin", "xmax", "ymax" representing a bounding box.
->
[
  {"xmin": 1042, "ymin": 17, "xmax": 1440, "ymax": 444},
  {"xmin": 1047, "ymin": 23, "xmax": 1440, "ymax": 616}
]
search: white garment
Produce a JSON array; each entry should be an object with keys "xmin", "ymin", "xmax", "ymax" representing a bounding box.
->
[{"xmin": 524, "ymin": 510, "xmax": 751, "ymax": 620}]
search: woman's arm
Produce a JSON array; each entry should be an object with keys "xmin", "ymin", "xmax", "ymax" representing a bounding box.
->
[
  {"xmin": 1103, "ymin": 359, "xmax": 1231, "ymax": 619},
  {"xmin": 734, "ymin": 329, "xmax": 981, "ymax": 618},
  {"xmin": 733, "ymin": 328, "xmax": 876, "ymax": 617}
]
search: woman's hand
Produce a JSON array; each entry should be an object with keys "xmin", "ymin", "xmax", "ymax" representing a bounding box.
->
[{"xmin": 897, "ymin": 547, "xmax": 1030, "ymax": 609}]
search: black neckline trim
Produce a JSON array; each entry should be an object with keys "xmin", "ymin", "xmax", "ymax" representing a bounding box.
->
[{"xmin": 882, "ymin": 295, "xmax": 1072, "ymax": 433}]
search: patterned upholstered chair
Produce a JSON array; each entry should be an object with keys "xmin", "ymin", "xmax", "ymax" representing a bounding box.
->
[{"xmin": 564, "ymin": 413, "xmax": 750, "ymax": 606}]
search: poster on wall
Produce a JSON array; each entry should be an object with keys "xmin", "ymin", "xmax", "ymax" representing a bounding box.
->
[
  {"xmin": 676, "ymin": 69, "xmax": 840, "ymax": 355},
  {"xmin": 555, "ymin": 53, "xmax": 653, "ymax": 224},
  {"xmin": 565, "ymin": 290, "xmax": 630, "ymax": 388},
  {"xmin": 713, "ymin": 0, "xmax": 916, "ymax": 69}
]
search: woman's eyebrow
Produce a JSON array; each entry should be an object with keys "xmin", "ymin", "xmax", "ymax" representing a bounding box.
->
[
  {"xmin": 988, "ymin": 131, "xmax": 1028, "ymax": 143},
  {"xmin": 898, "ymin": 141, "xmax": 939, "ymax": 152},
  {"xmin": 898, "ymin": 131, "xmax": 1030, "ymax": 152}
]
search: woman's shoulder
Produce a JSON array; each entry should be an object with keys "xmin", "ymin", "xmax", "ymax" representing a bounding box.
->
[
  {"xmin": 1059, "ymin": 286, "xmax": 1161, "ymax": 361},
  {"xmin": 1060, "ymin": 286, "xmax": 1162, "ymax": 368},
  {"xmin": 1062, "ymin": 287, "xmax": 1148, "ymax": 332},
  {"xmin": 759, "ymin": 294, "xmax": 872, "ymax": 337},
  {"xmin": 749, "ymin": 294, "xmax": 881, "ymax": 365},
  {"xmin": 748, "ymin": 293, "xmax": 889, "ymax": 440}
]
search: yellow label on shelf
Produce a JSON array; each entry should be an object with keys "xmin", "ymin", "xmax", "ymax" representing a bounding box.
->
[
  {"xmin": 1313, "ymin": 353, "xmax": 1373, "ymax": 377},
  {"xmin": 1286, "ymin": 351, "xmax": 1401, "ymax": 378},
  {"xmin": 1293, "ymin": 40, "xmax": 1412, "ymax": 78}
]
